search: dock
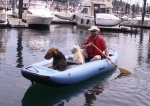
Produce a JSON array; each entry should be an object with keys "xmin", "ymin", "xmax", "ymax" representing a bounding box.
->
[
  {"xmin": 8, "ymin": 17, "xmax": 28, "ymax": 28},
  {"xmin": 0, "ymin": 16, "xmax": 28, "ymax": 28},
  {"xmin": 0, "ymin": 16, "xmax": 139, "ymax": 33},
  {"xmin": 120, "ymin": 24, "xmax": 150, "ymax": 29}
]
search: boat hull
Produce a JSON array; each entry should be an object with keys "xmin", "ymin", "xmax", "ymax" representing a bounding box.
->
[
  {"xmin": 21, "ymin": 0, "xmax": 54, "ymax": 27},
  {"xmin": 75, "ymin": 14, "xmax": 95, "ymax": 27},
  {"xmin": 26, "ymin": 15, "xmax": 53, "ymax": 26},
  {"xmin": 0, "ymin": 12, "xmax": 7, "ymax": 23},
  {"xmin": 21, "ymin": 49, "xmax": 118, "ymax": 87},
  {"xmin": 55, "ymin": 12, "xmax": 73, "ymax": 20},
  {"xmin": 75, "ymin": 13, "xmax": 121, "ymax": 28},
  {"xmin": 95, "ymin": 14, "xmax": 122, "ymax": 26}
]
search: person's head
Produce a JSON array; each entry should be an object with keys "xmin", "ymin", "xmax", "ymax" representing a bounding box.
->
[{"xmin": 88, "ymin": 26, "xmax": 100, "ymax": 37}]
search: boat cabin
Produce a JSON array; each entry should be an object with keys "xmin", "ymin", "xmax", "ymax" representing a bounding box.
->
[{"xmin": 75, "ymin": 0, "xmax": 113, "ymax": 16}]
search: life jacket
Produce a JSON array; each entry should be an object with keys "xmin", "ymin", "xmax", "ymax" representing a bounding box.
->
[{"xmin": 83, "ymin": 35, "xmax": 106, "ymax": 57}]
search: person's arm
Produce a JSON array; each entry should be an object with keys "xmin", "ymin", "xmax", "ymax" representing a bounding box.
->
[
  {"xmin": 82, "ymin": 42, "xmax": 93, "ymax": 49},
  {"xmin": 82, "ymin": 37, "xmax": 93, "ymax": 49},
  {"xmin": 104, "ymin": 48, "xmax": 110, "ymax": 58},
  {"xmin": 102, "ymin": 39, "xmax": 110, "ymax": 59}
]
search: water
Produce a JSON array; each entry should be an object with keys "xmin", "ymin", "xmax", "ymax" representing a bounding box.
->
[{"xmin": 0, "ymin": 25, "xmax": 150, "ymax": 106}]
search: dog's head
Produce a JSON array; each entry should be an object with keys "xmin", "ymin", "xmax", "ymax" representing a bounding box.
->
[
  {"xmin": 44, "ymin": 48, "xmax": 59, "ymax": 59},
  {"xmin": 70, "ymin": 45, "xmax": 80, "ymax": 54}
]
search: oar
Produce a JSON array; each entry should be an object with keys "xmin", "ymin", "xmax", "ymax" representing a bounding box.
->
[{"xmin": 92, "ymin": 44, "xmax": 131, "ymax": 74}]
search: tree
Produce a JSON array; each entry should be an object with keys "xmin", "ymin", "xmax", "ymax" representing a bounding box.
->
[
  {"xmin": 135, "ymin": 2, "xmax": 140, "ymax": 14},
  {"xmin": 131, "ymin": 4, "xmax": 136, "ymax": 14},
  {"xmin": 54, "ymin": 0, "xmax": 68, "ymax": 2}
]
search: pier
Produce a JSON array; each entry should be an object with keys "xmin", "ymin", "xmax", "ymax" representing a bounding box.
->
[{"xmin": 0, "ymin": 16, "xmax": 139, "ymax": 33}]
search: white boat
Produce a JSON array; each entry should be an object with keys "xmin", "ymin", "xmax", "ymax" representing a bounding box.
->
[
  {"xmin": 55, "ymin": 11, "xmax": 73, "ymax": 20},
  {"xmin": 0, "ymin": 5, "xmax": 11, "ymax": 27},
  {"xmin": 0, "ymin": 6, "xmax": 7, "ymax": 24},
  {"xmin": 121, "ymin": 15, "xmax": 150, "ymax": 25},
  {"xmin": 54, "ymin": 4, "xmax": 74, "ymax": 20},
  {"xmin": 95, "ymin": 13, "xmax": 122, "ymax": 26},
  {"xmin": 24, "ymin": 0, "xmax": 54, "ymax": 27},
  {"xmin": 70, "ymin": 0, "xmax": 121, "ymax": 27}
]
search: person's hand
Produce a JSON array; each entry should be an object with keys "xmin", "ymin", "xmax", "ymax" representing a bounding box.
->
[
  {"xmin": 87, "ymin": 42, "xmax": 93, "ymax": 47},
  {"xmin": 106, "ymin": 56, "xmax": 111, "ymax": 60}
]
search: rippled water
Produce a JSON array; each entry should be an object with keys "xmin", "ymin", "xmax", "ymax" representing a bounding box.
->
[{"xmin": 0, "ymin": 25, "xmax": 150, "ymax": 106}]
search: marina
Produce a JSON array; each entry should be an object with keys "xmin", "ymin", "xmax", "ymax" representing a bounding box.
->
[
  {"xmin": 0, "ymin": 0, "xmax": 149, "ymax": 35},
  {"xmin": 0, "ymin": 24, "xmax": 150, "ymax": 106},
  {"xmin": 1, "ymin": 0, "xmax": 150, "ymax": 32},
  {"xmin": 0, "ymin": 0, "xmax": 150, "ymax": 106},
  {"xmin": 0, "ymin": 16, "xmax": 140, "ymax": 33}
]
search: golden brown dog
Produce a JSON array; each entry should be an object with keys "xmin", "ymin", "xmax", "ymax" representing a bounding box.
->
[{"xmin": 44, "ymin": 48, "xmax": 67, "ymax": 71}]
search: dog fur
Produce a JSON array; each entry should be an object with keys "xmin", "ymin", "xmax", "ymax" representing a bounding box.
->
[
  {"xmin": 70, "ymin": 45, "xmax": 85, "ymax": 64},
  {"xmin": 44, "ymin": 47, "xmax": 67, "ymax": 71}
]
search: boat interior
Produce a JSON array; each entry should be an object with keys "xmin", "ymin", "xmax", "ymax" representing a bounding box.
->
[{"xmin": 43, "ymin": 54, "xmax": 113, "ymax": 70}]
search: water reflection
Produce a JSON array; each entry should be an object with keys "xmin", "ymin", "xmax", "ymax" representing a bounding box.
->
[
  {"xmin": 140, "ymin": 29, "xmax": 144, "ymax": 44},
  {"xmin": 16, "ymin": 29, "xmax": 23, "ymax": 68},
  {"xmin": 0, "ymin": 29, "xmax": 8, "ymax": 70},
  {"xmin": 0, "ymin": 29, "xmax": 7, "ymax": 58},
  {"xmin": 84, "ymin": 84, "xmax": 104, "ymax": 105},
  {"xmin": 22, "ymin": 70, "xmax": 115, "ymax": 106},
  {"xmin": 148, "ymin": 30, "xmax": 150, "ymax": 62},
  {"xmin": 0, "ymin": 25, "xmax": 150, "ymax": 106},
  {"xmin": 139, "ymin": 29, "xmax": 150, "ymax": 62}
]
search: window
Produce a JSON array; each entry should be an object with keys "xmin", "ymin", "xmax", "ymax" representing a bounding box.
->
[
  {"xmin": 81, "ymin": 8, "xmax": 88, "ymax": 14},
  {"xmin": 100, "ymin": 8, "xmax": 106, "ymax": 13}
]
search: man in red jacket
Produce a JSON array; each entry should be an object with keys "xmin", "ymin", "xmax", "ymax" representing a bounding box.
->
[{"xmin": 82, "ymin": 26, "xmax": 110, "ymax": 62}]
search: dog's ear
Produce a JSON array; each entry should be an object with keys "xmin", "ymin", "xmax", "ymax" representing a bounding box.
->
[
  {"xmin": 53, "ymin": 49, "xmax": 58, "ymax": 55},
  {"xmin": 70, "ymin": 46, "xmax": 76, "ymax": 54}
]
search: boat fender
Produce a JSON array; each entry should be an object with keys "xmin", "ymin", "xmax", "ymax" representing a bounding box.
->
[
  {"xmin": 86, "ymin": 19, "xmax": 90, "ymax": 24},
  {"xmin": 81, "ymin": 19, "xmax": 83, "ymax": 24}
]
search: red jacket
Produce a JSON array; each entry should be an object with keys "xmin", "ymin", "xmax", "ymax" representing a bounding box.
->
[{"xmin": 82, "ymin": 35, "xmax": 107, "ymax": 57}]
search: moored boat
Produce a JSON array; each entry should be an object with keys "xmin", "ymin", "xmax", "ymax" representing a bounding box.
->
[
  {"xmin": 55, "ymin": 11, "xmax": 73, "ymax": 20},
  {"xmin": 69, "ymin": 0, "xmax": 121, "ymax": 28},
  {"xmin": 21, "ymin": 49, "xmax": 118, "ymax": 87},
  {"xmin": 0, "ymin": 6, "xmax": 7, "ymax": 24},
  {"xmin": 23, "ymin": 0, "xmax": 54, "ymax": 27}
]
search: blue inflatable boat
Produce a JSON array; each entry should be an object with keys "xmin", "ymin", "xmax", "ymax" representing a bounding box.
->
[{"xmin": 21, "ymin": 49, "xmax": 118, "ymax": 87}]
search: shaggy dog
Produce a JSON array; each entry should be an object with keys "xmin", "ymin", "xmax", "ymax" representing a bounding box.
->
[
  {"xmin": 70, "ymin": 45, "xmax": 85, "ymax": 64},
  {"xmin": 44, "ymin": 48, "xmax": 67, "ymax": 71}
]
